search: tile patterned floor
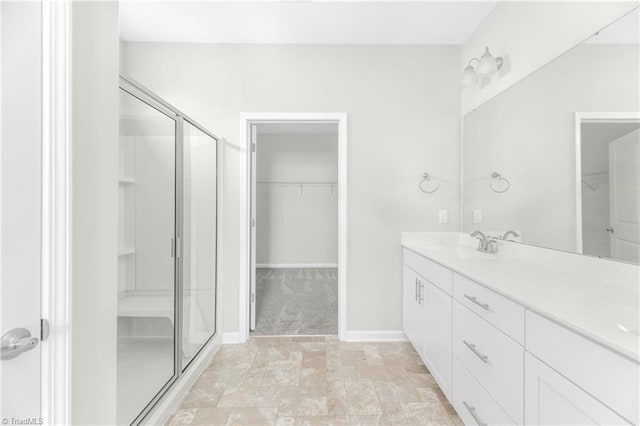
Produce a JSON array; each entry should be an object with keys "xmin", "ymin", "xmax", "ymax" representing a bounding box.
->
[{"xmin": 166, "ymin": 336, "xmax": 462, "ymax": 425}]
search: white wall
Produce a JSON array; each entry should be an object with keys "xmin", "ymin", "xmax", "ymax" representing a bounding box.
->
[
  {"xmin": 256, "ymin": 132, "xmax": 338, "ymax": 266},
  {"xmin": 461, "ymin": 1, "xmax": 638, "ymax": 114},
  {"xmin": 71, "ymin": 2, "xmax": 119, "ymax": 424},
  {"xmin": 120, "ymin": 43, "xmax": 461, "ymax": 334},
  {"xmin": 134, "ymin": 134, "xmax": 175, "ymax": 292},
  {"xmin": 463, "ymin": 44, "xmax": 639, "ymax": 252}
]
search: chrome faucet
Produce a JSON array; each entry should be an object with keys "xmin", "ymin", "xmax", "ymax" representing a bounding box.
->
[
  {"xmin": 502, "ymin": 230, "xmax": 520, "ymax": 241},
  {"xmin": 470, "ymin": 230, "xmax": 498, "ymax": 254}
]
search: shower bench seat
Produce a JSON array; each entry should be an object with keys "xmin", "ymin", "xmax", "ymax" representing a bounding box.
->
[{"xmin": 117, "ymin": 294, "xmax": 174, "ymax": 323}]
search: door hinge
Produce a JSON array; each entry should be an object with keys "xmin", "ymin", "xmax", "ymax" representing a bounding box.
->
[
  {"xmin": 251, "ymin": 142, "xmax": 256, "ymax": 153},
  {"xmin": 251, "ymin": 293, "xmax": 255, "ymax": 303},
  {"xmin": 251, "ymin": 218, "xmax": 256, "ymax": 227},
  {"xmin": 41, "ymin": 318, "xmax": 50, "ymax": 342}
]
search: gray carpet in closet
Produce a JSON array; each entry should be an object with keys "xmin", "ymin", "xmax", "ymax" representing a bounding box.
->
[{"xmin": 252, "ymin": 268, "xmax": 338, "ymax": 335}]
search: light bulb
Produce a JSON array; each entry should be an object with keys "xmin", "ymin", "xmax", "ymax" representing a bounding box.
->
[
  {"xmin": 461, "ymin": 65, "xmax": 478, "ymax": 88},
  {"xmin": 477, "ymin": 47, "xmax": 498, "ymax": 76}
]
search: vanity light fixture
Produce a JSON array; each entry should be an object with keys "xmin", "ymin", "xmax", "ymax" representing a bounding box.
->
[
  {"xmin": 461, "ymin": 59, "xmax": 480, "ymax": 87},
  {"xmin": 461, "ymin": 47, "xmax": 504, "ymax": 87}
]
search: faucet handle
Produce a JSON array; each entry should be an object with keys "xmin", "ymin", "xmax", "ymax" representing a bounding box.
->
[{"xmin": 486, "ymin": 239, "xmax": 498, "ymax": 253}]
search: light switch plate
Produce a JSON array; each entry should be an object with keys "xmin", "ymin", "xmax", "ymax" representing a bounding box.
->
[
  {"xmin": 473, "ymin": 209, "xmax": 482, "ymax": 224},
  {"xmin": 438, "ymin": 210, "xmax": 449, "ymax": 224}
]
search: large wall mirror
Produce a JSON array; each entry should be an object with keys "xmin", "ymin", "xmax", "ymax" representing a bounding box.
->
[{"xmin": 463, "ymin": 8, "xmax": 640, "ymax": 264}]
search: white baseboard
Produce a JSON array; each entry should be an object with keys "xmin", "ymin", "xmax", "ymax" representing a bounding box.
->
[
  {"xmin": 256, "ymin": 263, "xmax": 338, "ymax": 268},
  {"xmin": 345, "ymin": 330, "xmax": 407, "ymax": 342},
  {"xmin": 222, "ymin": 332, "xmax": 244, "ymax": 344},
  {"xmin": 142, "ymin": 334, "xmax": 221, "ymax": 425}
]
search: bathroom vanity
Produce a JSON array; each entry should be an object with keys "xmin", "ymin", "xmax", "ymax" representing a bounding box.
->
[{"xmin": 401, "ymin": 232, "xmax": 639, "ymax": 426}]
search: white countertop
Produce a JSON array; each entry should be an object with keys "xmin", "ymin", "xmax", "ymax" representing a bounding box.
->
[{"xmin": 401, "ymin": 232, "xmax": 640, "ymax": 362}]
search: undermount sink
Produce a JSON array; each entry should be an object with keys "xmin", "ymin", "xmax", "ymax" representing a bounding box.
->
[{"xmin": 455, "ymin": 246, "xmax": 498, "ymax": 260}]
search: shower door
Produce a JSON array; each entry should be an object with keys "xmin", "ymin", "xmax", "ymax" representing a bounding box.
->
[
  {"xmin": 117, "ymin": 76, "xmax": 219, "ymax": 425},
  {"xmin": 117, "ymin": 87, "xmax": 178, "ymax": 425},
  {"xmin": 181, "ymin": 120, "xmax": 218, "ymax": 370}
]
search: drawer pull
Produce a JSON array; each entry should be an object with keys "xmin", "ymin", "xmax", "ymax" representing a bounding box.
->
[
  {"xmin": 463, "ymin": 401, "xmax": 487, "ymax": 426},
  {"xmin": 463, "ymin": 340, "xmax": 489, "ymax": 363},
  {"xmin": 415, "ymin": 278, "xmax": 419, "ymax": 302},
  {"xmin": 464, "ymin": 294, "xmax": 490, "ymax": 310}
]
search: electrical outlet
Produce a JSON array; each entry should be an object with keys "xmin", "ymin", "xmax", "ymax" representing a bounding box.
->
[
  {"xmin": 438, "ymin": 210, "xmax": 449, "ymax": 224},
  {"xmin": 473, "ymin": 209, "xmax": 482, "ymax": 224}
]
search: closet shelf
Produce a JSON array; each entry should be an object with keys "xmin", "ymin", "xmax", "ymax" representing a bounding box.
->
[
  {"xmin": 257, "ymin": 181, "xmax": 338, "ymax": 195},
  {"xmin": 581, "ymin": 171, "xmax": 609, "ymax": 192},
  {"xmin": 118, "ymin": 248, "xmax": 136, "ymax": 256},
  {"xmin": 257, "ymin": 181, "xmax": 337, "ymax": 185}
]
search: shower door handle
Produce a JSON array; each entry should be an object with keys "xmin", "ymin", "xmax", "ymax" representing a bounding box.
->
[{"xmin": 171, "ymin": 237, "xmax": 181, "ymax": 258}]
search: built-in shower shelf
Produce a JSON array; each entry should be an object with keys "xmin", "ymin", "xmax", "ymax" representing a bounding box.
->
[
  {"xmin": 118, "ymin": 248, "xmax": 136, "ymax": 256},
  {"xmin": 119, "ymin": 178, "xmax": 135, "ymax": 185},
  {"xmin": 118, "ymin": 295, "xmax": 174, "ymax": 321}
]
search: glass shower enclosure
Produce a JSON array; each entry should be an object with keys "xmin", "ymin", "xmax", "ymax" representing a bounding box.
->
[{"xmin": 117, "ymin": 76, "xmax": 218, "ymax": 425}]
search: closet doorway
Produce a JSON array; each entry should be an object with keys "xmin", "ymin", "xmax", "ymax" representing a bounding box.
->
[{"xmin": 241, "ymin": 114, "xmax": 347, "ymax": 339}]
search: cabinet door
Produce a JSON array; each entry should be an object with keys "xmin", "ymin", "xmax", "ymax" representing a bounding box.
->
[
  {"xmin": 403, "ymin": 266, "xmax": 423, "ymax": 354},
  {"xmin": 525, "ymin": 353, "xmax": 629, "ymax": 425},
  {"xmin": 423, "ymin": 280, "xmax": 452, "ymax": 399}
]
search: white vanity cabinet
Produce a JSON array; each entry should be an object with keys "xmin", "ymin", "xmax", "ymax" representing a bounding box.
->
[
  {"xmin": 401, "ymin": 244, "xmax": 639, "ymax": 426},
  {"xmin": 403, "ymin": 249, "xmax": 453, "ymax": 399},
  {"xmin": 402, "ymin": 265, "xmax": 424, "ymax": 354},
  {"xmin": 524, "ymin": 353, "xmax": 629, "ymax": 425}
]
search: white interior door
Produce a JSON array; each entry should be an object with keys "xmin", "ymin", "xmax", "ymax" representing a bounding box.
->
[
  {"xmin": 1, "ymin": 1, "xmax": 43, "ymax": 420},
  {"xmin": 608, "ymin": 130, "xmax": 640, "ymax": 263},
  {"xmin": 249, "ymin": 125, "xmax": 257, "ymax": 330}
]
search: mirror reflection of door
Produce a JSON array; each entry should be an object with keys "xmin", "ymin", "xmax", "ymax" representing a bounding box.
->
[{"xmin": 581, "ymin": 120, "xmax": 640, "ymax": 263}]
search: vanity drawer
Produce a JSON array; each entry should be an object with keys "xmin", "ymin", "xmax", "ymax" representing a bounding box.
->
[
  {"xmin": 454, "ymin": 273, "xmax": 525, "ymax": 344},
  {"xmin": 453, "ymin": 301, "xmax": 524, "ymax": 423},
  {"xmin": 526, "ymin": 311, "xmax": 639, "ymax": 424},
  {"xmin": 403, "ymin": 248, "xmax": 453, "ymax": 295},
  {"xmin": 452, "ymin": 356, "xmax": 516, "ymax": 425}
]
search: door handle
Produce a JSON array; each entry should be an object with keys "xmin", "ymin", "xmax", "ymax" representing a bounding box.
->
[
  {"xmin": 1, "ymin": 328, "xmax": 39, "ymax": 360},
  {"xmin": 606, "ymin": 227, "xmax": 614, "ymax": 234},
  {"xmin": 463, "ymin": 340, "xmax": 489, "ymax": 363},
  {"xmin": 463, "ymin": 401, "xmax": 487, "ymax": 426},
  {"xmin": 464, "ymin": 294, "xmax": 490, "ymax": 310}
]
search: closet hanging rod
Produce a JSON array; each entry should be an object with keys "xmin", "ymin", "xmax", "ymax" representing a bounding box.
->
[{"xmin": 257, "ymin": 181, "xmax": 337, "ymax": 185}]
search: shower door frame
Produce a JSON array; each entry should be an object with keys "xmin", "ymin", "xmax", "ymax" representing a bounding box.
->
[{"xmin": 119, "ymin": 76, "xmax": 220, "ymax": 425}]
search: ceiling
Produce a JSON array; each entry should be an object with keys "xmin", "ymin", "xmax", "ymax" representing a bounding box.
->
[{"xmin": 119, "ymin": 1, "xmax": 497, "ymax": 45}]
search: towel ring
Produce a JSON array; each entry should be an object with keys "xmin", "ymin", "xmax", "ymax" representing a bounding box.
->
[
  {"xmin": 490, "ymin": 172, "xmax": 510, "ymax": 193},
  {"xmin": 419, "ymin": 173, "xmax": 440, "ymax": 194}
]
